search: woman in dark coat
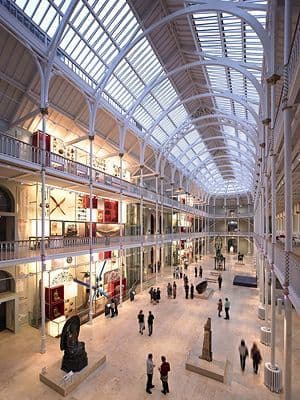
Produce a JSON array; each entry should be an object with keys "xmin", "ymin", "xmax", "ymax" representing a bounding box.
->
[{"xmin": 251, "ymin": 342, "xmax": 262, "ymax": 374}]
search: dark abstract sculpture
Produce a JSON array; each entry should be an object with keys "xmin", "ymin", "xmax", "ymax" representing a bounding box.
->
[
  {"xmin": 214, "ymin": 237, "xmax": 226, "ymax": 270},
  {"xmin": 196, "ymin": 280, "xmax": 208, "ymax": 294},
  {"xmin": 60, "ymin": 315, "xmax": 88, "ymax": 372},
  {"xmin": 200, "ymin": 317, "xmax": 212, "ymax": 362}
]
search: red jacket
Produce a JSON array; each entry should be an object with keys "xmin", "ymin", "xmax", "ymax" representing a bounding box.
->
[{"xmin": 160, "ymin": 361, "xmax": 170, "ymax": 376}]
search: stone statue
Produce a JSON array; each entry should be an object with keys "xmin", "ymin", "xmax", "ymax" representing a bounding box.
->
[
  {"xmin": 200, "ymin": 317, "xmax": 212, "ymax": 362},
  {"xmin": 60, "ymin": 315, "xmax": 88, "ymax": 372}
]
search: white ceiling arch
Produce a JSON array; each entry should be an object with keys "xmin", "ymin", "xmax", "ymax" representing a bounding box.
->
[
  {"xmin": 158, "ymin": 112, "xmax": 257, "ymax": 156},
  {"xmin": 94, "ymin": 1, "xmax": 271, "ymax": 99}
]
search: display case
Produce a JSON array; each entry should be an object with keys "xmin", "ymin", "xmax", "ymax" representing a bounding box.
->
[
  {"xmin": 45, "ymin": 285, "xmax": 64, "ymax": 321},
  {"xmin": 47, "ymin": 315, "xmax": 66, "ymax": 337}
]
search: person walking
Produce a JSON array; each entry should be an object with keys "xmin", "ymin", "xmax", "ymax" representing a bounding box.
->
[
  {"xmin": 190, "ymin": 283, "xmax": 194, "ymax": 299},
  {"xmin": 149, "ymin": 287, "xmax": 153, "ymax": 303},
  {"xmin": 159, "ymin": 356, "xmax": 170, "ymax": 395},
  {"xmin": 224, "ymin": 297, "xmax": 230, "ymax": 320},
  {"xmin": 152, "ymin": 289, "xmax": 157, "ymax": 305},
  {"xmin": 138, "ymin": 310, "xmax": 145, "ymax": 334},
  {"xmin": 218, "ymin": 274, "xmax": 223, "ymax": 290},
  {"xmin": 147, "ymin": 311, "xmax": 154, "ymax": 336},
  {"xmin": 251, "ymin": 342, "xmax": 262, "ymax": 374},
  {"xmin": 110, "ymin": 299, "xmax": 115, "ymax": 318},
  {"xmin": 239, "ymin": 339, "xmax": 249, "ymax": 371},
  {"xmin": 173, "ymin": 282, "xmax": 177, "ymax": 299},
  {"xmin": 194, "ymin": 266, "xmax": 198, "ymax": 278},
  {"xmin": 199, "ymin": 265, "xmax": 203, "ymax": 278},
  {"xmin": 129, "ymin": 288, "xmax": 135, "ymax": 301},
  {"xmin": 217, "ymin": 298, "xmax": 223, "ymax": 317},
  {"xmin": 156, "ymin": 287, "xmax": 161, "ymax": 303},
  {"xmin": 184, "ymin": 283, "xmax": 189, "ymax": 299},
  {"xmin": 167, "ymin": 283, "xmax": 172, "ymax": 299},
  {"xmin": 146, "ymin": 353, "xmax": 155, "ymax": 394}
]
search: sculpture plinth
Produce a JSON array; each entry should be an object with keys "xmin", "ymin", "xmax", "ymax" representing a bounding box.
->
[{"xmin": 186, "ymin": 317, "xmax": 228, "ymax": 383}]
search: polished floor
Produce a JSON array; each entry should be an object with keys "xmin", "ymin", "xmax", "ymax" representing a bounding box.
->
[{"xmin": 0, "ymin": 255, "xmax": 299, "ymax": 400}]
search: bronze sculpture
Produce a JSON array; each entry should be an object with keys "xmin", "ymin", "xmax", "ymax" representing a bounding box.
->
[{"xmin": 60, "ymin": 315, "xmax": 88, "ymax": 372}]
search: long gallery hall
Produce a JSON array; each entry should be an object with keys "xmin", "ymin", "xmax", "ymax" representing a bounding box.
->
[{"xmin": 0, "ymin": 1, "xmax": 299, "ymax": 399}]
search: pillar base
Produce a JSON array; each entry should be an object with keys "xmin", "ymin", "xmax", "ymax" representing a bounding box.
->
[
  {"xmin": 258, "ymin": 305, "xmax": 265, "ymax": 320},
  {"xmin": 264, "ymin": 362, "xmax": 282, "ymax": 393},
  {"xmin": 260, "ymin": 326, "xmax": 271, "ymax": 346}
]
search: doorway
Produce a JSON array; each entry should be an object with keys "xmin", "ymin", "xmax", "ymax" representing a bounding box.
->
[
  {"xmin": 0, "ymin": 187, "xmax": 15, "ymax": 241},
  {"xmin": 227, "ymin": 238, "xmax": 237, "ymax": 253},
  {"xmin": 0, "ymin": 270, "xmax": 17, "ymax": 332}
]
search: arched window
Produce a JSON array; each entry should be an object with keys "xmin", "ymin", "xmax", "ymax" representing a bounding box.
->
[
  {"xmin": 0, "ymin": 187, "xmax": 14, "ymax": 212},
  {"xmin": 0, "ymin": 270, "xmax": 14, "ymax": 292}
]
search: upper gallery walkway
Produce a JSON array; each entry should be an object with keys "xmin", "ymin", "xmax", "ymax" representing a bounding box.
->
[
  {"xmin": 0, "ymin": 133, "xmax": 206, "ymax": 217},
  {"xmin": 0, "ymin": 231, "xmax": 253, "ymax": 265}
]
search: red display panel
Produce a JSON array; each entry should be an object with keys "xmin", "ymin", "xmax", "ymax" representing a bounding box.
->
[
  {"xmin": 104, "ymin": 200, "xmax": 118, "ymax": 223},
  {"xmin": 32, "ymin": 131, "xmax": 51, "ymax": 165},
  {"xmin": 107, "ymin": 277, "xmax": 126, "ymax": 300},
  {"xmin": 82, "ymin": 195, "xmax": 98, "ymax": 209}
]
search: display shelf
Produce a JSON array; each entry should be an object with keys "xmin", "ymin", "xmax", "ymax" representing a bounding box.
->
[{"xmin": 45, "ymin": 285, "xmax": 64, "ymax": 321}]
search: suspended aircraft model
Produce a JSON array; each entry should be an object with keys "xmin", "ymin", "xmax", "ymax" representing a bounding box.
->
[{"xmin": 74, "ymin": 260, "xmax": 109, "ymax": 302}]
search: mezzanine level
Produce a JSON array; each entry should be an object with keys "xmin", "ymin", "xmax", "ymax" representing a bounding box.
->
[{"xmin": 0, "ymin": 231, "xmax": 254, "ymax": 266}]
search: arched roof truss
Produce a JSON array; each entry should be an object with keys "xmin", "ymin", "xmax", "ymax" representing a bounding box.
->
[{"xmin": 9, "ymin": 0, "xmax": 268, "ymax": 195}]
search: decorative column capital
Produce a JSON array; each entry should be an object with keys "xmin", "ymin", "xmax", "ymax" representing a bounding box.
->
[
  {"xmin": 40, "ymin": 107, "xmax": 48, "ymax": 115},
  {"xmin": 266, "ymin": 74, "xmax": 281, "ymax": 85}
]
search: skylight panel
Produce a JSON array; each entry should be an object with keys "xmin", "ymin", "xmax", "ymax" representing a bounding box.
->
[
  {"xmin": 152, "ymin": 126, "xmax": 168, "ymax": 144},
  {"xmin": 177, "ymin": 138, "xmax": 190, "ymax": 151},
  {"xmin": 168, "ymin": 107, "xmax": 188, "ymax": 126},
  {"xmin": 171, "ymin": 146, "xmax": 182, "ymax": 159}
]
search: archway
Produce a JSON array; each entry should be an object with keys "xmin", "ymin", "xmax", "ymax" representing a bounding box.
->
[
  {"xmin": 0, "ymin": 270, "xmax": 17, "ymax": 332},
  {"xmin": 0, "ymin": 186, "xmax": 15, "ymax": 242}
]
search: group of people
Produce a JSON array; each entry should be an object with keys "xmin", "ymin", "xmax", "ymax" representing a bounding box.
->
[
  {"xmin": 149, "ymin": 287, "xmax": 161, "ymax": 304},
  {"xmin": 167, "ymin": 282, "xmax": 177, "ymax": 299},
  {"xmin": 146, "ymin": 354, "xmax": 171, "ymax": 395},
  {"xmin": 138, "ymin": 310, "xmax": 155, "ymax": 336},
  {"xmin": 238, "ymin": 340, "xmax": 262, "ymax": 374},
  {"xmin": 104, "ymin": 298, "xmax": 118, "ymax": 318},
  {"xmin": 183, "ymin": 274, "xmax": 194, "ymax": 299},
  {"xmin": 173, "ymin": 266, "xmax": 183, "ymax": 279},
  {"xmin": 194, "ymin": 265, "xmax": 203, "ymax": 278},
  {"xmin": 217, "ymin": 297, "xmax": 230, "ymax": 319}
]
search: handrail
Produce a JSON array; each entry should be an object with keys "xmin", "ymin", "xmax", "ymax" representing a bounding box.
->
[
  {"xmin": 0, "ymin": 232, "xmax": 208, "ymax": 262},
  {"xmin": 0, "ymin": 133, "xmax": 205, "ymax": 217}
]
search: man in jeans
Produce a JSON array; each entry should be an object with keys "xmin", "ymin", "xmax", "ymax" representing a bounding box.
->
[
  {"xmin": 146, "ymin": 353, "xmax": 155, "ymax": 394},
  {"xmin": 224, "ymin": 297, "xmax": 230, "ymax": 320},
  {"xmin": 159, "ymin": 355, "xmax": 170, "ymax": 395}
]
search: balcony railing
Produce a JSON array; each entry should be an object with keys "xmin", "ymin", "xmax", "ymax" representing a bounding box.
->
[
  {"xmin": 0, "ymin": 232, "xmax": 207, "ymax": 263},
  {"xmin": 254, "ymin": 235, "xmax": 300, "ymax": 311},
  {"xmin": 0, "ymin": 134, "xmax": 204, "ymax": 217}
]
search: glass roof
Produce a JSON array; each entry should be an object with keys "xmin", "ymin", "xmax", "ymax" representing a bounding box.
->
[{"xmin": 9, "ymin": 0, "xmax": 267, "ymax": 195}]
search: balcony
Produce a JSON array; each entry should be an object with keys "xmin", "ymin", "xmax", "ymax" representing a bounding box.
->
[
  {"xmin": 0, "ymin": 231, "xmax": 205, "ymax": 264},
  {"xmin": 0, "ymin": 133, "xmax": 205, "ymax": 217},
  {"xmin": 254, "ymin": 235, "xmax": 300, "ymax": 314}
]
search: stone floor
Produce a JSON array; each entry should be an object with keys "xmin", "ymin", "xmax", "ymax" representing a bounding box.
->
[{"xmin": 0, "ymin": 255, "xmax": 299, "ymax": 400}]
